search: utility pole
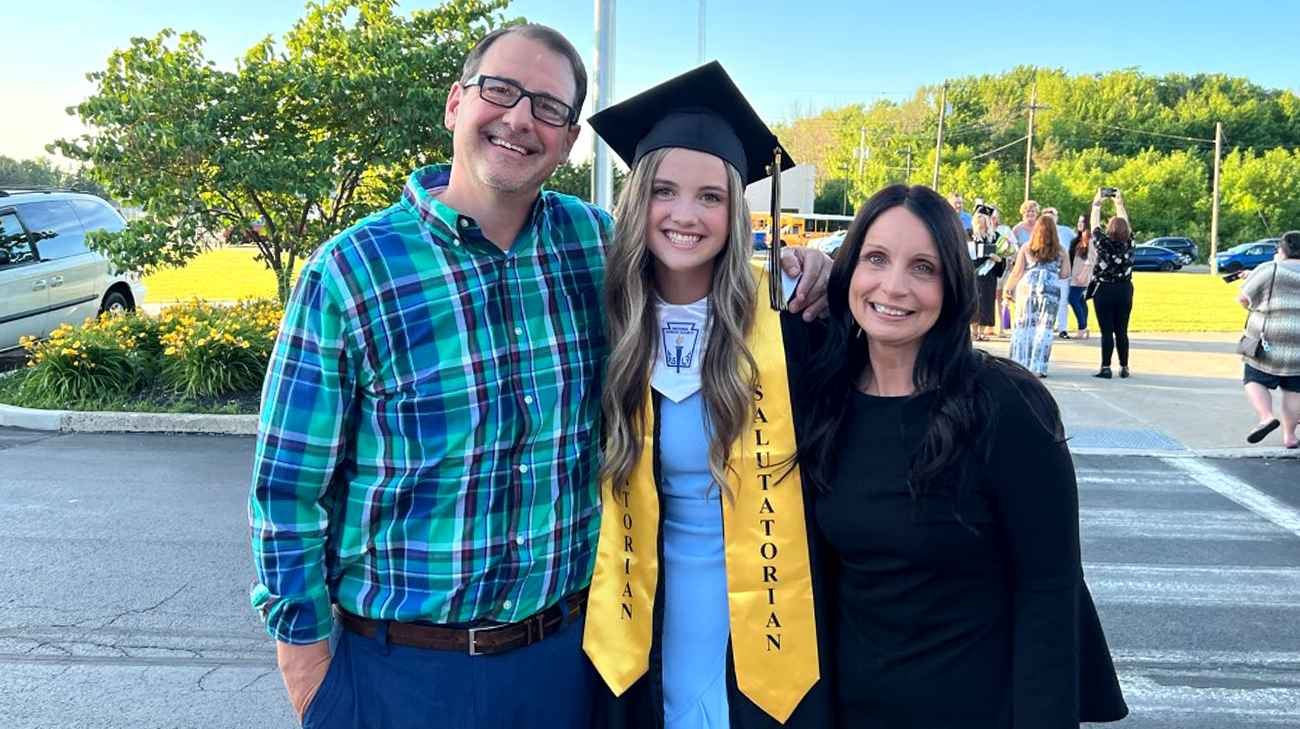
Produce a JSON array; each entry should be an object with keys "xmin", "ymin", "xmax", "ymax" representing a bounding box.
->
[
  {"xmin": 591, "ymin": 0, "xmax": 616, "ymax": 210},
  {"xmin": 856, "ymin": 127, "xmax": 866, "ymax": 180},
  {"xmin": 1020, "ymin": 82, "xmax": 1050, "ymax": 202},
  {"xmin": 932, "ymin": 81, "xmax": 948, "ymax": 189},
  {"xmin": 697, "ymin": 0, "xmax": 706, "ymax": 63},
  {"xmin": 902, "ymin": 143, "xmax": 914, "ymax": 186},
  {"xmin": 1210, "ymin": 121, "xmax": 1223, "ymax": 276}
]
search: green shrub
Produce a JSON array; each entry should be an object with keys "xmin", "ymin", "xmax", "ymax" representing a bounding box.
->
[
  {"xmin": 10, "ymin": 299, "xmax": 283, "ymax": 408},
  {"xmin": 18, "ymin": 324, "xmax": 143, "ymax": 406},
  {"xmin": 156, "ymin": 300, "xmax": 281, "ymax": 398}
]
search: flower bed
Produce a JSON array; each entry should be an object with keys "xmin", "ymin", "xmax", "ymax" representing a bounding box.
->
[{"xmin": 4, "ymin": 300, "xmax": 282, "ymax": 414}]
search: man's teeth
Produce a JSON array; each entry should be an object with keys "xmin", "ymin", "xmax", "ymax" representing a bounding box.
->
[
  {"xmin": 492, "ymin": 138, "xmax": 528, "ymax": 154},
  {"xmin": 873, "ymin": 303, "xmax": 910, "ymax": 316},
  {"xmin": 665, "ymin": 232, "xmax": 701, "ymax": 245}
]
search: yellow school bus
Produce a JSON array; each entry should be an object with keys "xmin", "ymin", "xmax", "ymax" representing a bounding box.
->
[{"xmin": 751, "ymin": 212, "xmax": 854, "ymax": 248}]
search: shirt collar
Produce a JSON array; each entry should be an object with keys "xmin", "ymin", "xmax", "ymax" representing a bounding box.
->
[{"xmin": 400, "ymin": 164, "xmax": 547, "ymax": 253}]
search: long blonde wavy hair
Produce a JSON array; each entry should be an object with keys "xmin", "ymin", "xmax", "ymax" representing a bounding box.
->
[{"xmin": 599, "ymin": 147, "xmax": 758, "ymax": 496}]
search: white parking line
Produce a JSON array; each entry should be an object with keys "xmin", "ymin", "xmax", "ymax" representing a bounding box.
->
[{"xmin": 1160, "ymin": 456, "xmax": 1300, "ymax": 539}]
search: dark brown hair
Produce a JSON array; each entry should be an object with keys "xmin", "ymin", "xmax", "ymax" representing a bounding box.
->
[
  {"xmin": 1280, "ymin": 231, "xmax": 1300, "ymax": 259},
  {"xmin": 460, "ymin": 24, "xmax": 588, "ymax": 115}
]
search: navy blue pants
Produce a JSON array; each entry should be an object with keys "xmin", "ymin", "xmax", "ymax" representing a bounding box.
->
[
  {"xmin": 302, "ymin": 615, "xmax": 597, "ymax": 729},
  {"xmin": 1068, "ymin": 284, "xmax": 1089, "ymax": 330}
]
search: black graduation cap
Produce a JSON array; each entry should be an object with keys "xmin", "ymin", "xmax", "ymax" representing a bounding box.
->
[{"xmin": 588, "ymin": 61, "xmax": 794, "ymax": 185}]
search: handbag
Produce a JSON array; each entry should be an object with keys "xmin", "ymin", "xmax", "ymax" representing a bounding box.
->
[
  {"xmin": 1237, "ymin": 263, "xmax": 1277, "ymax": 359},
  {"xmin": 1236, "ymin": 334, "xmax": 1264, "ymax": 357},
  {"xmin": 1083, "ymin": 279, "xmax": 1100, "ymax": 301}
]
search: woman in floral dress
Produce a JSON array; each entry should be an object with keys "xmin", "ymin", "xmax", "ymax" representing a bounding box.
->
[{"xmin": 1005, "ymin": 218, "xmax": 1072, "ymax": 376}]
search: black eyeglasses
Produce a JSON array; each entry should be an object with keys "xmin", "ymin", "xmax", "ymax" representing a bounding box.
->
[{"xmin": 463, "ymin": 75, "xmax": 577, "ymax": 127}]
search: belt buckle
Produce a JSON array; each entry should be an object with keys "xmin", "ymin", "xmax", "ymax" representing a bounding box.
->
[{"xmin": 467, "ymin": 625, "xmax": 486, "ymax": 656}]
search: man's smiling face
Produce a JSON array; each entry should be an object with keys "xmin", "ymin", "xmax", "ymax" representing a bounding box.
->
[{"xmin": 444, "ymin": 33, "xmax": 580, "ymax": 201}]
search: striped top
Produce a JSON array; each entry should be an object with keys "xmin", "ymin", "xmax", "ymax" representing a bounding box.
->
[
  {"xmin": 1241, "ymin": 260, "xmax": 1300, "ymax": 377},
  {"xmin": 249, "ymin": 165, "xmax": 612, "ymax": 643}
]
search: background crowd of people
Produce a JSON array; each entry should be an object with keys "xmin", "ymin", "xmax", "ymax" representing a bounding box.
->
[{"xmin": 950, "ymin": 190, "xmax": 1135, "ymax": 378}]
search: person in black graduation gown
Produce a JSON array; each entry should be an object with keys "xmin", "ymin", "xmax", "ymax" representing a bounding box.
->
[
  {"xmin": 581, "ymin": 63, "xmax": 833, "ymax": 729},
  {"xmin": 797, "ymin": 184, "xmax": 1129, "ymax": 728}
]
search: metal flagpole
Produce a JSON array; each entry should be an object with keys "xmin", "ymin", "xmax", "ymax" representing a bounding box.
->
[{"xmin": 592, "ymin": 0, "xmax": 616, "ymax": 210}]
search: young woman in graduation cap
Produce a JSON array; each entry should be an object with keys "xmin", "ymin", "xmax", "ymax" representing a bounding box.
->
[{"xmin": 581, "ymin": 63, "xmax": 832, "ymax": 728}]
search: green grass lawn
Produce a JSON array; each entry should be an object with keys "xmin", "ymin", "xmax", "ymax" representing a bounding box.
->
[
  {"xmin": 144, "ymin": 249, "xmax": 1246, "ymax": 332},
  {"xmin": 143, "ymin": 248, "xmax": 301, "ymax": 303},
  {"xmin": 1127, "ymin": 271, "xmax": 1245, "ymax": 332}
]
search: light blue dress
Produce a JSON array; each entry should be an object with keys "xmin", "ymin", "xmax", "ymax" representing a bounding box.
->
[
  {"xmin": 1010, "ymin": 256, "xmax": 1064, "ymax": 376},
  {"xmin": 659, "ymin": 391, "xmax": 731, "ymax": 729}
]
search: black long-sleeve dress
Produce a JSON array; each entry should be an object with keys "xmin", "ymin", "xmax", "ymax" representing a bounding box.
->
[
  {"xmin": 815, "ymin": 365, "xmax": 1127, "ymax": 728},
  {"xmin": 972, "ymin": 234, "xmax": 1005, "ymax": 327}
]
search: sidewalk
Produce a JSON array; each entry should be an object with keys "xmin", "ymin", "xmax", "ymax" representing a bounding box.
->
[{"xmin": 979, "ymin": 331, "xmax": 1299, "ymax": 458}]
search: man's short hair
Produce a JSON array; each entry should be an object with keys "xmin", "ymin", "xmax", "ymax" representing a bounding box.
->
[
  {"xmin": 459, "ymin": 24, "xmax": 589, "ymax": 117},
  {"xmin": 1281, "ymin": 230, "xmax": 1300, "ymax": 259},
  {"xmin": 1042, "ymin": 207, "xmax": 1059, "ymax": 221}
]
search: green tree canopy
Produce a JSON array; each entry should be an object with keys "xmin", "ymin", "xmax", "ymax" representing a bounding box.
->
[
  {"xmin": 794, "ymin": 67, "xmax": 1300, "ymax": 250},
  {"xmin": 55, "ymin": 0, "xmax": 513, "ymax": 302}
]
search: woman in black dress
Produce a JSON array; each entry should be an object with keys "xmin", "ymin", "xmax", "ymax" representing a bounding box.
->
[
  {"xmin": 797, "ymin": 184, "xmax": 1128, "ymax": 728},
  {"xmin": 969, "ymin": 206, "xmax": 1004, "ymax": 341}
]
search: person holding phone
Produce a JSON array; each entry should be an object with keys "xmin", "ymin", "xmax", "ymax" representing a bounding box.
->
[{"xmin": 1087, "ymin": 188, "xmax": 1134, "ymax": 378}]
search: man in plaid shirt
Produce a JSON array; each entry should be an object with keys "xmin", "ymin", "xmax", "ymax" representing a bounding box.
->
[{"xmin": 249, "ymin": 23, "xmax": 829, "ymax": 729}]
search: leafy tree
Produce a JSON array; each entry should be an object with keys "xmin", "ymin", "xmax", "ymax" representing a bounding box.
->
[
  {"xmin": 0, "ymin": 156, "xmax": 64, "ymax": 189},
  {"xmin": 54, "ymin": 0, "xmax": 512, "ymax": 303},
  {"xmin": 793, "ymin": 66, "xmax": 1300, "ymax": 252},
  {"xmin": 545, "ymin": 160, "xmax": 592, "ymax": 198},
  {"xmin": 1220, "ymin": 148, "xmax": 1300, "ymax": 244},
  {"xmin": 0, "ymin": 155, "xmax": 115, "ymax": 202},
  {"xmin": 814, "ymin": 178, "xmax": 854, "ymax": 215}
]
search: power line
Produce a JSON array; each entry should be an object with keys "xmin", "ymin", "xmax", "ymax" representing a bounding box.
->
[{"xmin": 972, "ymin": 136, "xmax": 1028, "ymax": 160}]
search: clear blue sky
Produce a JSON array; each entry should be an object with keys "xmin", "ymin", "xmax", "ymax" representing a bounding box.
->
[{"xmin": 6, "ymin": 0, "xmax": 1297, "ymax": 164}]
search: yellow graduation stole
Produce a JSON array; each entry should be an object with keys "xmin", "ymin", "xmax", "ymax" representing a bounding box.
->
[{"xmin": 583, "ymin": 266, "xmax": 819, "ymax": 723}]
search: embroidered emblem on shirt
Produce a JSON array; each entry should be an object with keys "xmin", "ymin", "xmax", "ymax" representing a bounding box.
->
[{"xmin": 661, "ymin": 321, "xmax": 702, "ymax": 373}]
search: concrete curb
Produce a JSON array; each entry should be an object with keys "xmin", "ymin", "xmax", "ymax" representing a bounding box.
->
[
  {"xmin": 2, "ymin": 401, "xmax": 1294, "ymax": 456},
  {"xmin": 0, "ymin": 402, "xmax": 257, "ymax": 436}
]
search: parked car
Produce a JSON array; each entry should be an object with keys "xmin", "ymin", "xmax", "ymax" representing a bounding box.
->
[
  {"xmin": 1, "ymin": 190, "xmax": 147, "ymax": 352},
  {"xmin": 1215, "ymin": 239, "xmax": 1279, "ymax": 272},
  {"xmin": 810, "ymin": 230, "xmax": 848, "ymax": 258},
  {"xmin": 1131, "ymin": 245, "xmax": 1184, "ymax": 272},
  {"xmin": 221, "ymin": 218, "xmax": 266, "ymax": 243},
  {"xmin": 1143, "ymin": 236, "xmax": 1197, "ymax": 265}
]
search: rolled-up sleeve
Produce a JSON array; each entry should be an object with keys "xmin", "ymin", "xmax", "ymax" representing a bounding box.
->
[{"xmin": 248, "ymin": 258, "xmax": 355, "ymax": 644}]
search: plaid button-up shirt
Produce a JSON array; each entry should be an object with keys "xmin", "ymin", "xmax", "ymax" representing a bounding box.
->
[{"xmin": 250, "ymin": 165, "xmax": 611, "ymax": 643}]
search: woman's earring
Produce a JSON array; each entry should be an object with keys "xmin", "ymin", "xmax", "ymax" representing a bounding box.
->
[{"xmin": 854, "ymin": 323, "xmax": 864, "ymax": 340}]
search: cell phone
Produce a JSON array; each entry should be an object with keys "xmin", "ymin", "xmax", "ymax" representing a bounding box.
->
[
  {"xmin": 1222, "ymin": 271, "xmax": 1247, "ymax": 283},
  {"xmin": 1100, "ymin": 187, "xmax": 1117, "ymax": 198}
]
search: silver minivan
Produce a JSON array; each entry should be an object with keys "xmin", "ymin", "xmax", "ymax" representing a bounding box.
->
[{"xmin": 0, "ymin": 190, "xmax": 147, "ymax": 351}]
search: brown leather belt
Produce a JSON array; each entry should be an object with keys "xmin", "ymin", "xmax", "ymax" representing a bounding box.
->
[{"xmin": 336, "ymin": 588, "xmax": 588, "ymax": 656}]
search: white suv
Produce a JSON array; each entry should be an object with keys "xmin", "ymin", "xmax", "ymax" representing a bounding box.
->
[{"xmin": 0, "ymin": 190, "xmax": 147, "ymax": 351}]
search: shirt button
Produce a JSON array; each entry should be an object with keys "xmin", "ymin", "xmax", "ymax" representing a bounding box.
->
[
  {"xmin": 514, "ymin": 326, "xmax": 523, "ymax": 336},
  {"xmin": 515, "ymin": 535, "xmax": 525, "ymax": 546},
  {"xmin": 523, "ymin": 395, "xmax": 534, "ymax": 405},
  {"xmin": 458, "ymin": 218, "xmax": 469, "ymax": 228},
  {"xmin": 502, "ymin": 600, "xmax": 513, "ymax": 610},
  {"xmin": 518, "ymin": 464, "xmax": 529, "ymax": 474}
]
